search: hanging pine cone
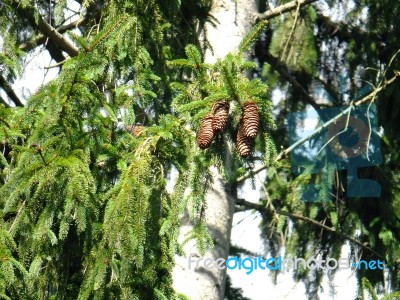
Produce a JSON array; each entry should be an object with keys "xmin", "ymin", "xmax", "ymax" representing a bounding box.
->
[
  {"xmin": 197, "ymin": 114, "xmax": 215, "ymax": 149},
  {"xmin": 236, "ymin": 120, "xmax": 254, "ymax": 157},
  {"xmin": 211, "ymin": 101, "xmax": 229, "ymax": 133},
  {"xmin": 242, "ymin": 101, "xmax": 259, "ymax": 138},
  {"xmin": 131, "ymin": 124, "xmax": 144, "ymax": 137}
]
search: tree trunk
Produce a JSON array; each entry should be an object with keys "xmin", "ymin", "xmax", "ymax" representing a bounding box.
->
[{"xmin": 172, "ymin": 1, "xmax": 258, "ymax": 299}]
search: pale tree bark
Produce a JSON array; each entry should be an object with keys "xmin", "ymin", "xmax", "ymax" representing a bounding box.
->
[{"xmin": 172, "ymin": 1, "xmax": 259, "ymax": 299}]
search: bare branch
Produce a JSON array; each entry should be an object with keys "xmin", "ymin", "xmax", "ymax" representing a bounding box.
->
[
  {"xmin": 19, "ymin": 19, "xmax": 84, "ymax": 53},
  {"xmin": 0, "ymin": 74, "xmax": 24, "ymax": 107},
  {"xmin": 257, "ymin": 0, "xmax": 319, "ymax": 21},
  {"xmin": 236, "ymin": 198, "xmax": 385, "ymax": 260},
  {"xmin": 11, "ymin": 1, "xmax": 79, "ymax": 57}
]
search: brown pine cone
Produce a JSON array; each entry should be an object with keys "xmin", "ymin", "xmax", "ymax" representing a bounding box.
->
[
  {"xmin": 197, "ymin": 114, "xmax": 215, "ymax": 149},
  {"xmin": 242, "ymin": 101, "xmax": 259, "ymax": 138},
  {"xmin": 211, "ymin": 101, "xmax": 229, "ymax": 133},
  {"xmin": 131, "ymin": 125, "xmax": 144, "ymax": 137},
  {"xmin": 236, "ymin": 120, "xmax": 254, "ymax": 157}
]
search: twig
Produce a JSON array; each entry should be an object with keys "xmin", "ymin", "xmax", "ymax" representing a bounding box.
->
[
  {"xmin": 315, "ymin": 101, "xmax": 352, "ymax": 156},
  {"xmin": 281, "ymin": 1, "xmax": 301, "ymax": 62},
  {"xmin": 355, "ymin": 74, "xmax": 398, "ymax": 106},
  {"xmin": 45, "ymin": 59, "xmax": 68, "ymax": 69},
  {"xmin": 237, "ymin": 72, "xmax": 400, "ymax": 184},
  {"xmin": 256, "ymin": 0, "xmax": 319, "ymax": 21},
  {"xmin": 236, "ymin": 198, "xmax": 385, "ymax": 260}
]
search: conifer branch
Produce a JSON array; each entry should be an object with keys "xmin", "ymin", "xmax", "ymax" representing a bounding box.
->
[
  {"xmin": 8, "ymin": 200, "xmax": 26, "ymax": 234},
  {"xmin": 236, "ymin": 198, "xmax": 385, "ymax": 260},
  {"xmin": 0, "ymin": 74, "xmax": 24, "ymax": 107},
  {"xmin": 86, "ymin": 15, "xmax": 129, "ymax": 52},
  {"xmin": 0, "ymin": 117, "xmax": 11, "ymax": 129},
  {"xmin": 31, "ymin": 145, "xmax": 48, "ymax": 166},
  {"xmin": 11, "ymin": 1, "xmax": 79, "ymax": 57},
  {"xmin": 256, "ymin": 0, "xmax": 319, "ymax": 21},
  {"xmin": 239, "ymin": 20, "xmax": 269, "ymax": 53}
]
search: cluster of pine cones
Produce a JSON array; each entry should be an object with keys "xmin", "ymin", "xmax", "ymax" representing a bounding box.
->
[{"xmin": 196, "ymin": 101, "xmax": 260, "ymax": 157}]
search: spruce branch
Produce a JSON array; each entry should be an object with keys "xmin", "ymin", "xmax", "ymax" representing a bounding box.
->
[
  {"xmin": 256, "ymin": 0, "xmax": 319, "ymax": 22},
  {"xmin": 31, "ymin": 144, "xmax": 48, "ymax": 166},
  {"xmin": 236, "ymin": 198, "xmax": 385, "ymax": 260},
  {"xmin": 8, "ymin": 200, "xmax": 26, "ymax": 234},
  {"xmin": 239, "ymin": 20, "xmax": 269, "ymax": 53},
  {"xmin": 11, "ymin": 0, "xmax": 79, "ymax": 57},
  {"xmin": 0, "ymin": 117, "xmax": 11, "ymax": 129},
  {"xmin": 86, "ymin": 14, "xmax": 129, "ymax": 52}
]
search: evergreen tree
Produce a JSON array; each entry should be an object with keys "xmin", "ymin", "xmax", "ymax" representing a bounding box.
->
[{"xmin": 0, "ymin": 0, "xmax": 400, "ymax": 299}]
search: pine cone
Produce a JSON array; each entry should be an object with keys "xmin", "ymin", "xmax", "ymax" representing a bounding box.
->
[
  {"xmin": 212, "ymin": 101, "xmax": 229, "ymax": 133},
  {"xmin": 197, "ymin": 114, "xmax": 215, "ymax": 149},
  {"xmin": 236, "ymin": 120, "xmax": 254, "ymax": 157},
  {"xmin": 127, "ymin": 124, "xmax": 144, "ymax": 137},
  {"xmin": 242, "ymin": 101, "xmax": 259, "ymax": 138}
]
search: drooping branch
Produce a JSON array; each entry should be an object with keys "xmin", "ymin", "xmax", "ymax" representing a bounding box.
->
[
  {"xmin": 256, "ymin": 0, "xmax": 319, "ymax": 21},
  {"xmin": 11, "ymin": 0, "xmax": 79, "ymax": 57},
  {"xmin": 236, "ymin": 198, "xmax": 385, "ymax": 260},
  {"xmin": 0, "ymin": 74, "xmax": 24, "ymax": 107}
]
